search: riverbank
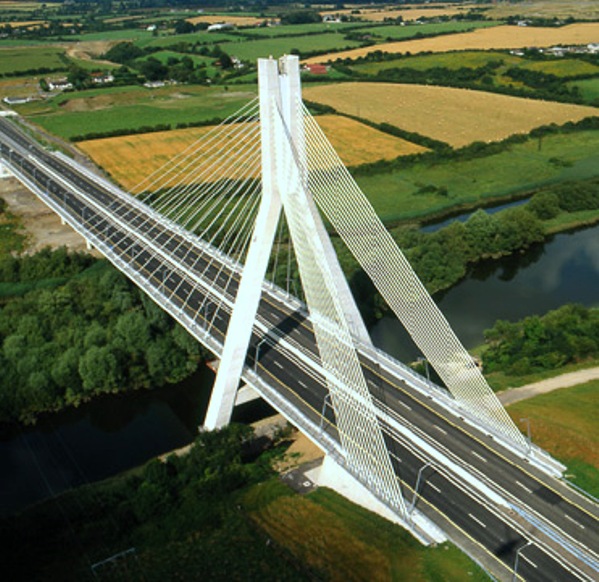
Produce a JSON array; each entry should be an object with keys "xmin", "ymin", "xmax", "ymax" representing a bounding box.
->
[{"xmin": 498, "ymin": 366, "xmax": 599, "ymax": 406}]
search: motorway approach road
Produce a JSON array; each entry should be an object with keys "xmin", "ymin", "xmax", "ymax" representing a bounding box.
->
[{"xmin": 1, "ymin": 116, "xmax": 598, "ymax": 582}]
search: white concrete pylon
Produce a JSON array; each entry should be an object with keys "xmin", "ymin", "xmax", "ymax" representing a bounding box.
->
[{"xmin": 204, "ymin": 56, "xmax": 371, "ymax": 429}]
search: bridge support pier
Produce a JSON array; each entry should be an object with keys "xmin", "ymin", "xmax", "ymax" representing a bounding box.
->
[
  {"xmin": 0, "ymin": 161, "xmax": 12, "ymax": 179},
  {"xmin": 307, "ymin": 455, "xmax": 446, "ymax": 546}
]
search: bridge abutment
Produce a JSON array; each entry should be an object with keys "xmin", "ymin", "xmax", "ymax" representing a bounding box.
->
[{"xmin": 306, "ymin": 454, "xmax": 446, "ymax": 546}]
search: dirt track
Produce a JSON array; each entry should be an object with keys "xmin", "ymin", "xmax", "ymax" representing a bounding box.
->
[{"xmin": 498, "ymin": 367, "xmax": 599, "ymax": 406}]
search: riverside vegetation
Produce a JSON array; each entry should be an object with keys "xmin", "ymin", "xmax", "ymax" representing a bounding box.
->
[
  {"xmin": 0, "ymin": 423, "xmax": 487, "ymax": 581},
  {"xmin": 0, "ymin": 242, "xmax": 204, "ymax": 425}
]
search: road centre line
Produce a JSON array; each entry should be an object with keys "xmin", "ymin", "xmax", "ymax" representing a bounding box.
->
[
  {"xmin": 521, "ymin": 554, "xmax": 538, "ymax": 569},
  {"xmin": 471, "ymin": 450, "xmax": 488, "ymax": 464},
  {"xmin": 468, "ymin": 513, "xmax": 487, "ymax": 529},
  {"xmin": 516, "ymin": 481, "xmax": 533, "ymax": 494}
]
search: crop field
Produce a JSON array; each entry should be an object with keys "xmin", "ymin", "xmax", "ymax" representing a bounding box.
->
[
  {"xmin": 77, "ymin": 114, "xmax": 426, "ymax": 190},
  {"xmin": 186, "ymin": 14, "xmax": 266, "ymax": 27},
  {"xmin": 0, "ymin": 46, "xmax": 66, "ymax": 75},
  {"xmin": 305, "ymin": 23, "xmax": 599, "ymax": 63},
  {"xmin": 485, "ymin": 0, "xmax": 599, "ymax": 21},
  {"xmin": 314, "ymin": 115, "xmax": 428, "ymax": 165},
  {"xmin": 22, "ymin": 84, "xmax": 256, "ymax": 140},
  {"xmin": 77, "ymin": 123, "xmax": 260, "ymax": 190},
  {"xmin": 356, "ymin": 130, "xmax": 599, "ymax": 223},
  {"xmin": 303, "ymin": 82, "xmax": 599, "ymax": 148},
  {"xmin": 218, "ymin": 32, "xmax": 365, "ymax": 62},
  {"xmin": 4, "ymin": 20, "xmax": 45, "ymax": 28},
  {"xmin": 351, "ymin": 20, "xmax": 498, "ymax": 42},
  {"xmin": 321, "ymin": 6, "xmax": 468, "ymax": 22},
  {"xmin": 507, "ymin": 381, "xmax": 599, "ymax": 495},
  {"xmin": 0, "ymin": 76, "xmax": 40, "ymax": 98}
]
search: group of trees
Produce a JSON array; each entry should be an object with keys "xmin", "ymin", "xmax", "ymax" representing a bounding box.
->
[
  {"xmin": 1, "ymin": 423, "xmax": 309, "ymax": 580},
  {"xmin": 483, "ymin": 304, "xmax": 599, "ymax": 375},
  {"xmin": 396, "ymin": 175, "xmax": 599, "ymax": 294},
  {"xmin": 0, "ymin": 250, "xmax": 204, "ymax": 425},
  {"xmin": 103, "ymin": 40, "xmax": 229, "ymax": 84}
]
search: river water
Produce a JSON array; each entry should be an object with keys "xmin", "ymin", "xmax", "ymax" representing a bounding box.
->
[{"xmin": 1, "ymin": 224, "xmax": 598, "ymax": 517}]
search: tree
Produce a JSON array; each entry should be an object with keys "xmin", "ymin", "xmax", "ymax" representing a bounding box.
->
[
  {"xmin": 67, "ymin": 65, "xmax": 91, "ymax": 90},
  {"xmin": 79, "ymin": 346, "xmax": 120, "ymax": 393}
]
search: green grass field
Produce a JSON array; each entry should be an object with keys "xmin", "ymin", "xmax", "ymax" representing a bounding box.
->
[
  {"xmin": 0, "ymin": 46, "xmax": 67, "ymax": 75},
  {"xmin": 137, "ymin": 31, "xmax": 239, "ymax": 49},
  {"xmin": 356, "ymin": 130, "xmax": 599, "ymax": 223},
  {"xmin": 352, "ymin": 20, "xmax": 498, "ymax": 42},
  {"xmin": 351, "ymin": 50, "xmax": 520, "ymax": 75},
  {"xmin": 245, "ymin": 480, "xmax": 489, "ymax": 581},
  {"xmin": 507, "ymin": 381, "xmax": 599, "ymax": 496},
  {"xmin": 523, "ymin": 58, "xmax": 599, "ymax": 78},
  {"xmin": 21, "ymin": 84, "xmax": 257, "ymax": 139},
  {"xmin": 351, "ymin": 49, "xmax": 599, "ymax": 79},
  {"xmin": 218, "ymin": 32, "xmax": 365, "ymax": 62},
  {"xmin": 569, "ymin": 78, "xmax": 599, "ymax": 104},
  {"xmin": 235, "ymin": 21, "xmax": 361, "ymax": 38}
]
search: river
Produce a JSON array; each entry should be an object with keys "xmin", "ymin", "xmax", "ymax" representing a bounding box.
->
[{"xmin": 1, "ymin": 224, "xmax": 598, "ymax": 517}]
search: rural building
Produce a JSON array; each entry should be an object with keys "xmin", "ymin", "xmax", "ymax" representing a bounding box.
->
[{"xmin": 304, "ymin": 64, "xmax": 328, "ymax": 75}]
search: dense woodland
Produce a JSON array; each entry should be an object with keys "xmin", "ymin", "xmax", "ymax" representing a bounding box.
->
[{"xmin": 0, "ymin": 252, "xmax": 204, "ymax": 425}]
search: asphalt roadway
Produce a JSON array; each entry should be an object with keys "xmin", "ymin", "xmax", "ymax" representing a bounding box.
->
[{"xmin": 1, "ymin": 117, "xmax": 597, "ymax": 581}]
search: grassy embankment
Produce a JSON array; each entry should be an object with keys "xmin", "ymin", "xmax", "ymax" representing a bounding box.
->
[
  {"xmin": 245, "ymin": 480, "xmax": 489, "ymax": 582},
  {"xmin": 0, "ymin": 197, "xmax": 27, "ymax": 255},
  {"xmin": 507, "ymin": 381, "xmax": 599, "ymax": 497}
]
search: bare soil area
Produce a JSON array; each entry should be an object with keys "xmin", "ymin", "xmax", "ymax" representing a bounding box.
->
[{"xmin": 0, "ymin": 175, "xmax": 93, "ymax": 253}]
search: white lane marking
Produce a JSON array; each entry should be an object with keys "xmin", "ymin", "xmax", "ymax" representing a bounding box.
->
[
  {"xmin": 433, "ymin": 424, "xmax": 447, "ymax": 435},
  {"xmin": 515, "ymin": 481, "xmax": 533, "ymax": 494},
  {"xmin": 521, "ymin": 554, "xmax": 538, "ymax": 569},
  {"xmin": 471, "ymin": 450, "xmax": 488, "ymax": 464},
  {"xmin": 398, "ymin": 400, "xmax": 412, "ymax": 411},
  {"xmin": 564, "ymin": 514, "xmax": 585, "ymax": 529},
  {"xmin": 468, "ymin": 513, "xmax": 487, "ymax": 529},
  {"xmin": 273, "ymin": 360, "xmax": 283, "ymax": 370},
  {"xmin": 428, "ymin": 481, "xmax": 441, "ymax": 493},
  {"xmin": 298, "ymin": 380, "xmax": 307, "ymax": 388}
]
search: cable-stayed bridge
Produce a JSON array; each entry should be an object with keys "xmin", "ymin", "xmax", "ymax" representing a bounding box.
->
[{"xmin": 0, "ymin": 56, "xmax": 597, "ymax": 581}]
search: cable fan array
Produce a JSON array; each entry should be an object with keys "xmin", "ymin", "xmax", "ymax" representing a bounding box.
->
[
  {"xmin": 130, "ymin": 97, "xmax": 303, "ymax": 301},
  {"xmin": 299, "ymin": 102, "xmax": 527, "ymax": 451}
]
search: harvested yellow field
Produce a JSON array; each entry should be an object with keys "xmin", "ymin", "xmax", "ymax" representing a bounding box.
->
[
  {"xmin": 305, "ymin": 23, "xmax": 599, "ymax": 63},
  {"xmin": 304, "ymin": 82, "xmax": 599, "ymax": 148},
  {"xmin": 79, "ymin": 115, "xmax": 427, "ymax": 190},
  {"xmin": 6, "ymin": 20, "xmax": 45, "ymax": 28},
  {"xmin": 486, "ymin": 0, "xmax": 599, "ymax": 21},
  {"xmin": 321, "ymin": 6, "xmax": 465, "ymax": 22},
  {"xmin": 186, "ymin": 14, "xmax": 268, "ymax": 27},
  {"xmin": 312, "ymin": 115, "xmax": 427, "ymax": 165},
  {"xmin": 78, "ymin": 125, "xmax": 258, "ymax": 192}
]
